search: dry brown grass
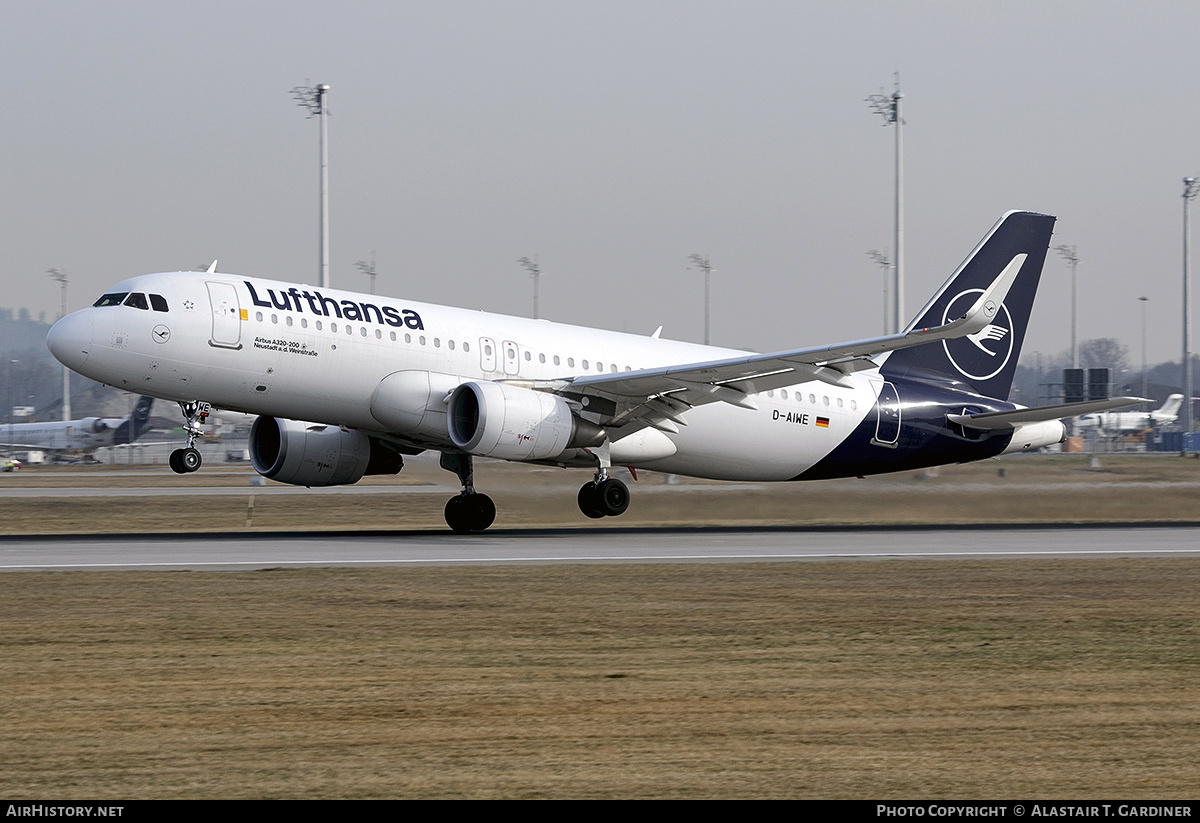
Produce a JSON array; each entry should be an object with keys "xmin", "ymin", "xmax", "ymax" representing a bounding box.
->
[
  {"xmin": 2, "ymin": 559, "xmax": 1198, "ymax": 798},
  {"xmin": 3, "ymin": 456, "xmax": 1199, "ymax": 797}
]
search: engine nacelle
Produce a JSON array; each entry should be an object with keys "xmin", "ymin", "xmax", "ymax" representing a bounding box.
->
[
  {"xmin": 1001, "ymin": 419, "xmax": 1067, "ymax": 455},
  {"xmin": 249, "ymin": 416, "xmax": 402, "ymax": 486},
  {"xmin": 447, "ymin": 381, "xmax": 604, "ymax": 461},
  {"xmin": 369, "ymin": 370, "xmax": 462, "ymax": 440},
  {"xmin": 81, "ymin": 417, "xmax": 107, "ymax": 433}
]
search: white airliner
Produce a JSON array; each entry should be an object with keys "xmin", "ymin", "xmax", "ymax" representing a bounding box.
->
[
  {"xmin": 46, "ymin": 211, "xmax": 1140, "ymax": 531},
  {"xmin": 1075, "ymin": 394, "xmax": 1183, "ymax": 433},
  {"xmin": 0, "ymin": 396, "xmax": 154, "ymax": 455}
]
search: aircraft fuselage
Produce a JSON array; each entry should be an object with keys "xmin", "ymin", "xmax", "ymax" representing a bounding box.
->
[{"xmin": 47, "ymin": 272, "xmax": 1016, "ymax": 482}]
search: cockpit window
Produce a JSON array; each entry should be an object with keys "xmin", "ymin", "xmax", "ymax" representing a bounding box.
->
[
  {"xmin": 123, "ymin": 293, "xmax": 149, "ymax": 310},
  {"xmin": 93, "ymin": 293, "xmax": 129, "ymax": 307},
  {"xmin": 149, "ymin": 294, "xmax": 169, "ymax": 312}
]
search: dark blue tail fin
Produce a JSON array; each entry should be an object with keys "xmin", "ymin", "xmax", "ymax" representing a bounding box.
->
[
  {"xmin": 881, "ymin": 211, "xmax": 1055, "ymax": 400},
  {"xmin": 113, "ymin": 396, "xmax": 154, "ymax": 444}
]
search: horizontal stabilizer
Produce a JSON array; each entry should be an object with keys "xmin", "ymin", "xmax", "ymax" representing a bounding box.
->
[{"xmin": 948, "ymin": 397, "xmax": 1149, "ymax": 431}]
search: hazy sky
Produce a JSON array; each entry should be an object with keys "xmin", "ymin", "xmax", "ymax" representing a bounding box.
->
[{"xmin": 5, "ymin": 0, "xmax": 1200, "ymax": 366}]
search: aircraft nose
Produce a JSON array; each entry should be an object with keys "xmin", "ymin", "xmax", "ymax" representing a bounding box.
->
[{"xmin": 46, "ymin": 311, "xmax": 93, "ymax": 372}]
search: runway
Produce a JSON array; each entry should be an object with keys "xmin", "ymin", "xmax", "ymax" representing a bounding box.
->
[{"xmin": 3, "ymin": 523, "xmax": 1199, "ymax": 571}]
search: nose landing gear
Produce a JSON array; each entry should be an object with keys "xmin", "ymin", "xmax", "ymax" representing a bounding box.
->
[
  {"xmin": 168, "ymin": 446, "xmax": 203, "ymax": 474},
  {"xmin": 169, "ymin": 401, "xmax": 210, "ymax": 474}
]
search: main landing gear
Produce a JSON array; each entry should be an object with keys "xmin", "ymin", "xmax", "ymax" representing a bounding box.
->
[
  {"xmin": 438, "ymin": 443, "xmax": 632, "ymax": 533},
  {"xmin": 577, "ymin": 441, "xmax": 630, "ymax": 519},
  {"xmin": 440, "ymin": 452, "xmax": 495, "ymax": 533},
  {"xmin": 169, "ymin": 401, "xmax": 210, "ymax": 475},
  {"xmin": 577, "ymin": 477, "xmax": 630, "ymax": 518}
]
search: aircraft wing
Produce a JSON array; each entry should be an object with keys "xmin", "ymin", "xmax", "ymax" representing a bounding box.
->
[
  {"xmin": 535, "ymin": 253, "xmax": 1027, "ymax": 430},
  {"xmin": 947, "ymin": 397, "xmax": 1149, "ymax": 431}
]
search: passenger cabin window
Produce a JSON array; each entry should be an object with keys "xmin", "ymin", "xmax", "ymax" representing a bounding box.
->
[
  {"xmin": 93, "ymin": 293, "xmax": 129, "ymax": 307},
  {"xmin": 149, "ymin": 294, "xmax": 169, "ymax": 312},
  {"xmin": 123, "ymin": 293, "xmax": 149, "ymax": 310}
]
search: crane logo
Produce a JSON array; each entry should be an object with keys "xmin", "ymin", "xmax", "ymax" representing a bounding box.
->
[{"xmin": 941, "ymin": 289, "xmax": 1014, "ymax": 381}]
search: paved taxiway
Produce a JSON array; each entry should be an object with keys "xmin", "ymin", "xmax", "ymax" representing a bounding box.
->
[{"xmin": 3, "ymin": 524, "xmax": 1199, "ymax": 571}]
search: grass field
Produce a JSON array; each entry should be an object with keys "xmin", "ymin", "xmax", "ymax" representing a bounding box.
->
[
  {"xmin": 1, "ymin": 455, "xmax": 1199, "ymax": 798},
  {"xmin": 1, "ymin": 560, "xmax": 1197, "ymax": 798}
]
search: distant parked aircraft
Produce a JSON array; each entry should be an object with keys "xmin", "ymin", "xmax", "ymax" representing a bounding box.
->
[
  {"xmin": 1075, "ymin": 394, "xmax": 1182, "ymax": 433},
  {"xmin": 0, "ymin": 396, "xmax": 154, "ymax": 454}
]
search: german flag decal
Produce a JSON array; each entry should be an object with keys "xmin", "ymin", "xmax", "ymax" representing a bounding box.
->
[{"xmin": 816, "ymin": 417, "xmax": 830, "ymax": 428}]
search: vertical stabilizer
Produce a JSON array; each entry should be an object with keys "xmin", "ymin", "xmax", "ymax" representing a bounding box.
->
[
  {"xmin": 113, "ymin": 396, "xmax": 155, "ymax": 445},
  {"xmin": 881, "ymin": 211, "xmax": 1055, "ymax": 400}
]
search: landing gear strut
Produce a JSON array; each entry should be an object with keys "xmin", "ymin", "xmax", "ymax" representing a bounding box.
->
[
  {"xmin": 169, "ymin": 401, "xmax": 210, "ymax": 475},
  {"xmin": 577, "ymin": 441, "xmax": 630, "ymax": 519},
  {"xmin": 440, "ymin": 452, "xmax": 496, "ymax": 533}
]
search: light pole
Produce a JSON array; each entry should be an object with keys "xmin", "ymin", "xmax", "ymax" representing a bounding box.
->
[
  {"xmin": 291, "ymin": 82, "xmax": 331, "ymax": 288},
  {"xmin": 1032, "ymin": 350, "xmax": 1043, "ymax": 405},
  {"xmin": 687, "ymin": 253, "xmax": 714, "ymax": 345},
  {"xmin": 867, "ymin": 249, "xmax": 892, "ymax": 334},
  {"xmin": 6, "ymin": 358, "xmax": 16, "ymax": 455},
  {"xmin": 356, "ymin": 253, "xmax": 377, "ymax": 295},
  {"xmin": 1055, "ymin": 245, "xmax": 1080, "ymax": 370},
  {"xmin": 867, "ymin": 75, "xmax": 904, "ymax": 333},
  {"xmin": 46, "ymin": 268, "xmax": 70, "ymax": 419},
  {"xmin": 517, "ymin": 256, "xmax": 542, "ymax": 320},
  {"xmin": 1183, "ymin": 177, "xmax": 1199, "ymax": 447},
  {"xmin": 1139, "ymin": 296, "xmax": 1149, "ymax": 401}
]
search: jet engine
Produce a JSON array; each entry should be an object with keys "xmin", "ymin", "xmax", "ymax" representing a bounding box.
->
[
  {"xmin": 249, "ymin": 416, "xmax": 402, "ymax": 486},
  {"xmin": 447, "ymin": 381, "xmax": 604, "ymax": 461},
  {"xmin": 80, "ymin": 417, "xmax": 108, "ymax": 433},
  {"xmin": 1000, "ymin": 419, "xmax": 1067, "ymax": 454}
]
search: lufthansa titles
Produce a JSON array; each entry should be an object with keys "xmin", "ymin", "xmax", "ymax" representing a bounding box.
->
[{"xmin": 245, "ymin": 282, "xmax": 424, "ymax": 330}]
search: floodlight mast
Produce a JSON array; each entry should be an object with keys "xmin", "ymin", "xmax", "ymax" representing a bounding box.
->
[
  {"xmin": 292, "ymin": 83, "xmax": 331, "ymax": 288},
  {"xmin": 867, "ymin": 249, "xmax": 892, "ymax": 335},
  {"xmin": 517, "ymin": 256, "xmax": 542, "ymax": 320},
  {"xmin": 687, "ymin": 253, "xmax": 714, "ymax": 345},
  {"xmin": 1183, "ymin": 177, "xmax": 1199, "ymax": 446},
  {"xmin": 866, "ymin": 75, "xmax": 904, "ymax": 334},
  {"xmin": 356, "ymin": 253, "xmax": 377, "ymax": 295},
  {"xmin": 1054, "ymin": 245, "xmax": 1081, "ymax": 370},
  {"xmin": 1139, "ymin": 296, "xmax": 1149, "ymax": 402},
  {"xmin": 46, "ymin": 268, "xmax": 69, "ymax": 419}
]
